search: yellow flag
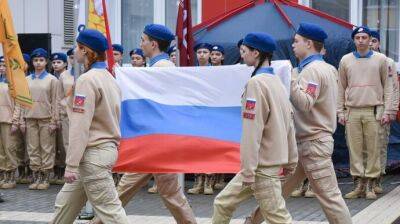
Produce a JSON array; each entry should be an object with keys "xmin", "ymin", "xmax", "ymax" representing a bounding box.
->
[
  {"xmin": 88, "ymin": 0, "xmax": 106, "ymax": 35},
  {"xmin": 0, "ymin": 0, "xmax": 32, "ymax": 107}
]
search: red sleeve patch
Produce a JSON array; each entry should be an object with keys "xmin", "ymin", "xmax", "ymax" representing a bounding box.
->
[
  {"xmin": 243, "ymin": 112, "xmax": 255, "ymax": 120},
  {"xmin": 305, "ymin": 82, "xmax": 318, "ymax": 97},
  {"xmin": 73, "ymin": 94, "xmax": 86, "ymax": 113},
  {"xmin": 245, "ymin": 99, "xmax": 256, "ymax": 111}
]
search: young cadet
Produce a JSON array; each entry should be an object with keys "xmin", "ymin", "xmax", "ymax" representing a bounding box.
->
[
  {"xmin": 246, "ymin": 23, "xmax": 352, "ymax": 224},
  {"xmin": 112, "ymin": 44, "xmax": 124, "ymax": 66},
  {"xmin": 90, "ymin": 24, "xmax": 197, "ymax": 224},
  {"xmin": 194, "ymin": 43, "xmax": 212, "ymax": 66},
  {"xmin": 210, "ymin": 45, "xmax": 224, "ymax": 66},
  {"xmin": 16, "ymin": 53, "xmax": 32, "ymax": 184},
  {"xmin": 51, "ymin": 29, "xmax": 129, "ymax": 224},
  {"xmin": 51, "ymin": 53, "xmax": 68, "ymax": 79},
  {"xmin": 167, "ymin": 45, "xmax": 177, "ymax": 65},
  {"xmin": 212, "ymin": 32, "xmax": 297, "ymax": 224},
  {"xmin": 129, "ymin": 48, "xmax": 146, "ymax": 67},
  {"xmin": 369, "ymin": 30, "xmax": 399, "ymax": 194},
  {"xmin": 53, "ymin": 52, "xmax": 74, "ymax": 185},
  {"xmin": 188, "ymin": 42, "xmax": 215, "ymax": 195},
  {"xmin": 49, "ymin": 53, "xmax": 68, "ymax": 185},
  {"xmin": 338, "ymin": 26, "xmax": 391, "ymax": 200},
  {"xmin": 0, "ymin": 56, "xmax": 21, "ymax": 189},
  {"xmin": 21, "ymin": 48, "xmax": 59, "ymax": 190}
]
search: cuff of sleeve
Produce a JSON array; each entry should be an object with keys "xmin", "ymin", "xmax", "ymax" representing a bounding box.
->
[{"xmin": 65, "ymin": 165, "xmax": 79, "ymax": 173}]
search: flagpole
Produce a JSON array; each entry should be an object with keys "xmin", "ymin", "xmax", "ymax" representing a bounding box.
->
[{"xmin": 101, "ymin": 0, "xmax": 115, "ymax": 75}]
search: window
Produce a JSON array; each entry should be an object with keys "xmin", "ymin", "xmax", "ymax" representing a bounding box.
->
[
  {"xmin": 363, "ymin": 0, "xmax": 399, "ymax": 61},
  {"xmin": 310, "ymin": 0, "xmax": 350, "ymax": 21},
  {"xmin": 166, "ymin": 0, "xmax": 199, "ymax": 32},
  {"xmin": 63, "ymin": 0, "xmax": 75, "ymax": 46},
  {"xmin": 121, "ymin": 0, "xmax": 154, "ymax": 62}
]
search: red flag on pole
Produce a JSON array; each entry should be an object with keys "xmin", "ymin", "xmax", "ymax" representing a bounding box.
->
[
  {"xmin": 101, "ymin": 0, "xmax": 115, "ymax": 74},
  {"xmin": 176, "ymin": 0, "xmax": 194, "ymax": 66}
]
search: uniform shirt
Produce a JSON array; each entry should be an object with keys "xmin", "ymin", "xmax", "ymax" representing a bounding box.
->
[
  {"xmin": 66, "ymin": 62, "xmax": 121, "ymax": 173},
  {"xmin": 0, "ymin": 75, "xmax": 20, "ymax": 124},
  {"xmin": 149, "ymin": 53, "xmax": 174, "ymax": 67},
  {"xmin": 290, "ymin": 54, "xmax": 338, "ymax": 142},
  {"xmin": 240, "ymin": 67, "xmax": 298, "ymax": 183},
  {"xmin": 386, "ymin": 57, "xmax": 399, "ymax": 114},
  {"xmin": 337, "ymin": 51, "xmax": 391, "ymax": 117},
  {"xmin": 58, "ymin": 70, "xmax": 74, "ymax": 116},
  {"xmin": 24, "ymin": 71, "xmax": 59, "ymax": 124}
]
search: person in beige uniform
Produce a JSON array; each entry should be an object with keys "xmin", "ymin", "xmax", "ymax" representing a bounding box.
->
[
  {"xmin": 338, "ymin": 26, "xmax": 392, "ymax": 200},
  {"xmin": 21, "ymin": 48, "xmax": 59, "ymax": 190},
  {"xmin": 54, "ymin": 52, "xmax": 75, "ymax": 185},
  {"xmin": 51, "ymin": 29, "xmax": 128, "ymax": 224},
  {"xmin": 212, "ymin": 32, "xmax": 297, "ymax": 224},
  {"xmin": 246, "ymin": 23, "xmax": 352, "ymax": 224},
  {"xmin": 90, "ymin": 24, "xmax": 197, "ymax": 224},
  {"xmin": 16, "ymin": 54, "xmax": 31, "ymax": 184},
  {"xmin": 49, "ymin": 52, "xmax": 69, "ymax": 185},
  {"xmin": 369, "ymin": 30, "xmax": 399, "ymax": 194},
  {"xmin": 188, "ymin": 42, "xmax": 215, "ymax": 195},
  {"xmin": 0, "ymin": 56, "xmax": 21, "ymax": 189}
]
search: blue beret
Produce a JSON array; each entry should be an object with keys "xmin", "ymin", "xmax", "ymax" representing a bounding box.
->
[
  {"xmin": 31, "ymin": 48, "xmax": 48, "ymax": 59},
  {"xmin": 194, "ymin": 43, "xmax": 212, "ymax": 52},
  {"xmin": 370, "ymin": 30, "xmax": 380, "ymax": 41},
  {"xmin": 243, "ymin": 32, "xmax": 277, "ymax": 53},
  {"xmin": 76, "ymin": 29, "xmax": 108, "ymax": 52},
  {"xmin": 112, "ymin": 44, "xmax": 124, "ymax": 54},
  {"xmin": 0, "ymin": 56, "xmax": 4, "ymax": 62},
  {"xmin": 237, "ymin": 39, "xmax": 243, "ymax": 48},
  {"xmin": 23, "ymin": 53, "xmax": 30, "ymax": 63},
  {"xmin": 66, "ymin": 48, "xmax": 74, "ymax": 56},
  {"xmin": 351, "ymin": 26, "xmax": 371, "ymax": 39},
  {"xmin": 167, "ymin": 46, "xmax": 177, "ymax": 55},
  {"xmin": 211, "ymin": 45, "xmax": 224, "ymax": 54},
  {"xmin": 144, "ymin": 24, "xmax": 175, "ymax": 42},
  {"xmin": 129, "ymin": 48, "xmax": 144, "ymax": 58},
  {"xmin": 296, "ymin": 23, "xmax": 328, "ymax": 43},
  {"xmin": 51, "ymin": 53, "xmax": 67, "ymax": 62}
]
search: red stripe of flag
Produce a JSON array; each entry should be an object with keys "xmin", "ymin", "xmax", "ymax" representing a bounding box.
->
[{"xmin": 176, "ymin": 0, "xmax": 194, "ymax": 66}]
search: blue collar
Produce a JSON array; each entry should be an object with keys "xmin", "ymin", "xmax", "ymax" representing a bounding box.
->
[
  {"xmin": 31, "ymin": 70, "xmax": 48, "ymax": 80},
  {"xmin": 0, "ymin": 74, "xmax": 7, "ymax": 83},
  {"xmin": 298, "ymin": 54, "xmax": 324, "ymax": 73},
  {"xmin": 255, "ymin": 67, "xmax": 274, "ymax": 76},
  {"xmin": 90, "ymin": 61, "xmax": 107, "ymax": 69},
  {"xmin": 353, "ymin": 50, "xmax": 373, "ymax": 59},
  {"xmin": 149, "ymin": 53, "xmax": 169, "ymax": 67}
]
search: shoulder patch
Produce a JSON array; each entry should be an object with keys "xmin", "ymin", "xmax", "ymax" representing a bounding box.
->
[
  {"xmin": 72, "ymin": 94, "xmax": 86, "ymax": 113},
  {"xmin": 245, "ymin": 98, "xmax": 256, "ymax": 111},
  {"xmin": 305, "ymin": 81, "xmax": 318, "ymax": 97}
]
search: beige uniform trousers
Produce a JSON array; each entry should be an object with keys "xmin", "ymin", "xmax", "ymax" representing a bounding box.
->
[
  {"xmin": 346, "ymin": 107, "xmax": 381, "ymax": 178},
  {"xmin": 377, "ymin": 123, "xmax": 390, "ymax": 175},
  {"xmin": 212, "ymin": 166, "xmax": 292, "ymax": 224},
  {"xmin": 117, "ymin": 173, "xmax": 197, "ymax": 224},
  {"xmin": 15, "ymin": 130, "xmax": 27, "ymax": 167},
  {"xmin": 55, "ymin": 114, "xmax": 69, "ymax": 167},
  {"xmin": 52, "ymin": 143, "xmax": 128, "ymax": 224},
  {"xmin": 0, "ymin": 123, "xmax": 19, "ymax": 170},
  {"xmin": 249, "ymin": 136, "xmax": 352, "ymax": 224},
  {"xmin": 26, "ymin": 118, "xmax": 56, "ymax": 171}
]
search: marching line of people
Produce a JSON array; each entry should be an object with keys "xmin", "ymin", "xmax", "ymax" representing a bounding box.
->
[{"xmin": 0, "ymin": 20, "xmax": 398, "ymax": 224}]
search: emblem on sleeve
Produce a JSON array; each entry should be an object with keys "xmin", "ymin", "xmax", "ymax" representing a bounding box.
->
[
  {"xmin": 243, "ymin": 112, "xmax": 255, "ymax": 120},
  {"xmin": 73, "ymin": 94, "xmax": 86, "ymax": 113},
  {"xmin": 245, "ymin": 98, "xmax": 256, "ymax": 111},
  {"xmin": 305, "ymin": 82, "xmax": 318, "ymax": 97}
]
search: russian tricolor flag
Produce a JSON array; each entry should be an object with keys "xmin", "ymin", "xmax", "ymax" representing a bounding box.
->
[{"xmin": 113, "ymin": 62, "xmax": 292, "ymax": 173}]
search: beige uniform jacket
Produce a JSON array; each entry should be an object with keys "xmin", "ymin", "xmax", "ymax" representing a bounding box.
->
[
  {"xmin": 337, "ymin": 51, "xmax": 391, "ymax": 117},
  {"xmin": 58, "ymin": 70, "xmax": 74, "ymax": 116},
  {"xmin": 240, "ymin": 71, "xmax": 298, "ymax": 183},
  {"xmin": 0, "ymin": 76, "xmax": 20, "ymax": 124},
  {"xmin": 65, "ymin": 67, "xmax": 121, "ymax": 173},
  {"xmin": 23, "ymin": 72, "xmax": 59, "ymax": 125},
  {"xmin": 290, "ymin": 60, "xmax": 338, "ymax": 142}
]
